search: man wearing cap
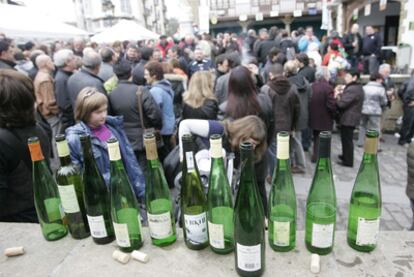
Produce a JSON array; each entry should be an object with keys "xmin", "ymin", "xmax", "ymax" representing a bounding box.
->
[{"xmin": 155, "ymin": 35, "xmax": 173, "ymax": 60}]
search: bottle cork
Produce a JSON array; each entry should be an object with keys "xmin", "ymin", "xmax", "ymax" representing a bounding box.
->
[
  {"xmin": 310, "ymin": 253, "xmax": 320, "ymax": 274},
  {"xmin": 131, "ymin": 250, "xmax": 149, "ymax": 263},
  {"xmin": 4, "ymin": 246, "xmax": 25, "ymax": 257},
  {"xmin": 112, "ymin": 250, "xmax": 130, "ymax": 264}
]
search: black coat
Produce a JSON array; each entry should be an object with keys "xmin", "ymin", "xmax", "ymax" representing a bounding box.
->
[
  {"xmin": 298, "ymin": 66, "xmax": 316, "ymax": 83},
  {"xmin": 132, "ymin": 59, "xmax": 148, "ymax": 86},
  {"xmin": 337, "ymin": 82, "xmax": 364, "ymax": 127},
  {"xmin": 255, "ymin": 39, "xmax": 280, "ymax": 64},
  {"xmin": 54, "ymin": 69, "xmax": 75, "ymax": 131},
  {"xmin": 109, "ymin": 80, "xmax": 162, "ymax": 151},
  {"xmin": 0, "ymin": 125, "xmax": 50, "ymax": 222},
  {"xmin": 0, "ymin": 59, "xmax": 16, "ymax": 70},
  {"xmin": 182, "ymin": 98, "xmax": 218, "ymax": 120},
  {"xmin": 343, "ymin": 32, "xmax": 363, "ymax": 57},
  {"xmin": 67, "ymin": 68, "xmax": 108, "ymax": 110},
  {"xmin": 309, "ymin": 79, "xmax": 336, "ymax": 131}
]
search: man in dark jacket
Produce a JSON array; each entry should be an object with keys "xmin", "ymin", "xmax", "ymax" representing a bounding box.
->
[
  {"xmin": 132, "ymin": 47, "xmax": 153, "ymax": 86},
  {"xmin": 343, "ymin": 23, "xmax": 363, "ymax": 69},
  {"xmin": 188, "ymin": 47, "xmax": 213, "ymax": 78},
  {"xmin": 54, "ymin": 49, "xmax": 77, "ymax": 132},
  {"xmin": 297, "ymin": 53, "xmax": 316, "ymax": 83},
  {"xmin": 254, "ymin": 27, "xmax": 280, "ymax": 65},
  {"xmin": 336, "ymin": 69, "xmax": 364, "ymax": 167},
  {"xmin": 362, "ymin": 26, "xmax": 382, "ymax": 74},
  {"xmin": 0, "ymin": 38, "xmax": 16, "ymax": 70},
  {"xmin": 261, "ymin": 63, "xmax": 300, "ymax": 176},
  {"xmin": 109, "ymin": 60, "xmax": 162, "ymax": 169},
  {"xmin": 67, "ymin": 50, "xmax": 109, "ymax": 111},
  {"xmin": 399, "ymin": 72, "xmax": 414, "ymax": 145}
]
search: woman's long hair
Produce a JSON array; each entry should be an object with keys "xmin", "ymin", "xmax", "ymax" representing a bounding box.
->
[
  {"xmin": 225, "ymin": 65, "xmax": 261, "ymax": 119},
  {"xmin": 183, "ymin": 71, "xmax": 215, "ymax": 108}
]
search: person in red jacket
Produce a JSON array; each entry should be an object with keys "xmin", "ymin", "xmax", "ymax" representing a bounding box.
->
[{"xmin": 155, "ymin": 35, "xmax": 174, "ymax": 61}]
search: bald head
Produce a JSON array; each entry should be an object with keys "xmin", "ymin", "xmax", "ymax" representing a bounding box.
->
[{"xmin": 36, "ymin": 54, "xmax": 54, "ymax": 72}]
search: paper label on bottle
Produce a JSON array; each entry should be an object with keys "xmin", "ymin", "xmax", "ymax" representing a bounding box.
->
[
  {"xmin": 236, "ymin": 243, "xmax": 261, "ymax": 272},
  {"xmin": 356, "ymin": 217, "xmax": 380, "ymax": 246},
  {"xmin": 44, "ymin": 198, "xmax": 63, "ymax": 222},
  {"xmin": 57, "ymin": 185, "xmax": 80, "ymax": 214},
  {"xmin": 208, "ymin": 221, "xmax": 224, "ymax": 249},
  {"xmin": 113, "ymin": 222, "xmax": 131, "ymax": 247},
  {"xmin": 147, "ymin": 212, "xmax": 173, "ymax": 239},
  {"xmin": 185, "ymin": 152, "xmax": 195, "ymax": 171},
  {"xmin": 311, "ymin": 223, "xmax": 334, "ymax": 248},
  {"xmin": 184, "ymin": 212, "xmax": 208, "ymax": 244},
  {"xmin": 273, "ymin": 221, "xmax": 290, "ymax": 247},
  {"xmin": 87, "ymin": 215, "xmax": 107, "ymax": 238},
  {"xmin": 107, "ymin": 141, "xmax": 121, "ymax": 161}
]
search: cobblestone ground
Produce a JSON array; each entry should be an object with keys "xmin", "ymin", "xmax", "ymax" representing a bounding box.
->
[{"xmin": 277, "ymin": 132, "xmax": 414, "ymax": 231}]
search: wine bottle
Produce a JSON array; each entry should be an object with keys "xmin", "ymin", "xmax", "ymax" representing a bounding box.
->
[
  {"xmin": 347, "ymin": 129, "xmax": 381, "ymax": 252},
  {"xmin": 107, "ymin": 138, "xmax": 143, "ymax": 252},
  {"xmin": 28, "ymin": 136, "xmax": 67, "ymax": 241},
  {"xmin": 268, "ymin": 132, "xmax": 296, "ymax": 252},
  {"xmin": 234, "ymin": 142, "xmax": 265, "ymax": 276},
  {"xmin": 207, "ymin": 134, "xmax": 234, "ymax": 254},
  {"xmin": 305, "ymin": 131, "xmax": 336, "ymax": 255},
  {"xmin": 181, "ymin": 134, "xmax": 208, "ymax": 250},
  {"xmin": 55, "ymin": 134, "xmax": 90, "ymax": 239},
  {"xmin": 108, "ymin": 138, "xmax": 143, "ymax": 252},
  {"xmin": 144, "ymin": 132, "xmax": 176, "ymax": 247},
  {"xmin": 80, "ymin": 134, "xmax": 114, "ymax": 244}
]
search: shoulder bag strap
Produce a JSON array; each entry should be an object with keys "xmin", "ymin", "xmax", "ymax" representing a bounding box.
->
[{"xmin": 136, "ymin": 87, "xmax": 146, "ymax": 129}]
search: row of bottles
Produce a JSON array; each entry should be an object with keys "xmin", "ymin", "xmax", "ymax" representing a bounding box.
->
[{"xmin": 28, "ymin": 129, "xmax": 381, "ymax": 275}]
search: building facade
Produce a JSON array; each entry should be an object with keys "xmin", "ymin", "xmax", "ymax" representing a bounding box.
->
[{"xmin": 73, "ymin": 0, "xmax": 167, "ymax": 34}]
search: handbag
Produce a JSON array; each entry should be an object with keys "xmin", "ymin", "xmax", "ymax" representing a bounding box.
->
[{"xmin": 136, "ymin": 87, "xmax": 164, "ymax": 148}]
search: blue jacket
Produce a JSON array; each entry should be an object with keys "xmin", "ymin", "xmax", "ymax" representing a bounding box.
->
[
  {"xmin": 149, "ymin": 80, "xmax": 175, "ymax": 135},
  {"xmin": 298, "ymin": 36, "xmax": 321, "ymax": 53},
  {"xmin": 65, "ymin": 116, "xmax": 145, "ymax": 199}
]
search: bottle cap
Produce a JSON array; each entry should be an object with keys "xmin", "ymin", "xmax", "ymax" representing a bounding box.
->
[
  {"xmin": 107, "ymin": 138, "xmax": 121, "ymax": 161},
  {"xmin": 318, "ymin": 131, "xmax": 331, "ymax": 158},
  {"xmin": 144, "ymin": 133, "xmax": 158, "ymax": 160},
  {"xmin": 131, "ymin": 250, "xmax": 149, "ymax": 263},
  {"xmin": 364, "ymin": 129, "xmax": 379, "ymax": 154},
  {"xmin": 209, "ymin": 134, "xmax": 222, "ymax": 158},
  {"xmin": 277, "ymin": 132, "xmax": 289, "ymax": 160},
  {"xmin": 27, "ymin": 137, "xmax": 44, "ymax": 161},
  {"xmin": 310, "ymin": 253, "xmax": 320, "ymax": 273},
  {"xmin": 112, "ymin": 250, "xmax": 130, "ymax": 264},
  {"xmin": 4, "ymin": 246, "xmax": 25, "ymax": 257}
]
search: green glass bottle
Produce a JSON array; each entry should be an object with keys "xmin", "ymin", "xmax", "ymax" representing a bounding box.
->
[
  {"xmin": 347, "ymin": 129, "xmax": 381, "ymax": 252},
  {"xmin": 305, "ymin": 131, "xmax": 336, "ymax": 255},
  {"xmin": 28, "ymin": 137, "xmax": 68, "ymax": 241},
  {"xmin": 234, "ymin": 142, "xmax": 265, "ymax": 277},
  {"xmin": 55, "ymin": 134, "xmax": 90, "ymax": 239},
  {"xmin": 80, "ymin": 134, "xmax": 115, "ymax": 244},
  {"xmin": 144, "ymin": 132, "xmax": 176, "ymax": 247},
  {"xmin": 207, "ymin": 134, "xmax": 234, "ymax": 254},
  {"xmin": 108, "ymin": 138, "xmax": 143, "ymax": 252},
  {"xmin": 181, "ymin": 134, "xmax": 208, "ymax": 250},
  {"xmin": 268, "ymin": 132, "xmax": 297, "ymax": 252}
]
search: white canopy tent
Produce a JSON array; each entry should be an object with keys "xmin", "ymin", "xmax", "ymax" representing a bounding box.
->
[
  {"xmin": 0, "ymin": 4, "xmax": 88, "ymax": 40},
  {"xmin": 91, "ymin": 20, "xmax": 160, "ymax": 43}
]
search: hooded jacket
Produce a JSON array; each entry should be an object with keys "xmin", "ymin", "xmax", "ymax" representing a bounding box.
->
[
  {"xmin": 262, "ymin": 76, "xmax": 300, "ymax": 133},
  {"xmin": 65, "ymin": 116, "xmax": 145, "ymax": 199},
  {"xmin": 288, "ymin": 74, "xmax": 311, "ymax": 130},
  {"xmin": 149, "ymin": 80, "xmax": 176, "ymax": 135}
]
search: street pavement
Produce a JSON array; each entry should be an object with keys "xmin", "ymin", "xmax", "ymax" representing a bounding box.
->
[{"xmin": 281, "ymin": 132, "xmax": 413, "ymax": 231}]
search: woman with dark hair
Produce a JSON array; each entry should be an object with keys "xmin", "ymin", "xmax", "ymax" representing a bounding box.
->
[
  {"xmin": 221, "ymin": 65, "xmax": 274, "ymax": 213},
  {"xmin": 0, "ymin": 69, "xmax": 51, "ymax": 222}
]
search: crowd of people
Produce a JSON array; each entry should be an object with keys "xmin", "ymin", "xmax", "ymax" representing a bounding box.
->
[{"xmin": 0, "ymin": 24, "xmax": 414, "ymax": 229}]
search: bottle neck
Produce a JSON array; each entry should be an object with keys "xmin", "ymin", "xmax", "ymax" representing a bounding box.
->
[
  {"xmin": 56, "ymin": 140, "xmax": 72, "ymax": 166},
  {"xmin": 145, "ymin": 139, "xmax": 159, "ymax": 161},
  {"xmin": 240, "ymin": 149, "xmax": 255, "ymax": 177},
  {"xmin": 362, "ymin": 137, "xmax": 378, "ymax": 164},
  {"xmin": 182, "ymin": 140, "xmax": 196, "ymax": 171},
  {"xmin": 81, "ymin": 139, "xmax": 97, "ymax": 168},
  {"xmin": 276, "ymin": 158, "xmax": 289, "ymax": 171}
]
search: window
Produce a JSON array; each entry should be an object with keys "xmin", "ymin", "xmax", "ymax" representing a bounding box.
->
[{"xmin": 120, "ymin": 0, "xmax": 131, "ymax": 13}]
